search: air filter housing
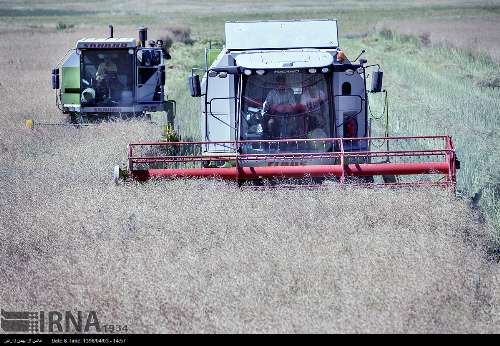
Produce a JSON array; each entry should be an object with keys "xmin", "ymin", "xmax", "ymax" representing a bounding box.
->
[
  {"xmin": 371, "ymin": 70, "xmax": 383, "ymax": 93},
  {"xmin": 138, "ymin": 27, "xmax": 148, "ymax": 46}
]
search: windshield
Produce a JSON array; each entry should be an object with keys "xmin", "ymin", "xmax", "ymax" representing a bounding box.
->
[
  {"xmin": 240, "ymin": 72, "xmax": 331, "ymax": 143},
  {"xmin": 80, "ymin": 49, "xmax": 134, "ymax": 107}
]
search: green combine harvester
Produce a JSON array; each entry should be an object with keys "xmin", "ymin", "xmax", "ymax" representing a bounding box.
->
[{"xmin": 51, "ymin": 26, "xmax": 175, "ymax": 124}]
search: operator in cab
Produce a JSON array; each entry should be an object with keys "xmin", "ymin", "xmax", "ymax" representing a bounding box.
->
[
  {"xmin": 262, "ymin": 75, "xmax": 303, "ymax": 139},
  {"xmin": 95, "ymin": 55, "xmax": 119, "ymax": 101},
  {"xmin": 301, "ymin": 82, "xmax": 330, "ymax": 151},
  {"xmin": 301, "ymin": 83, "xmax": 328, "ymax": 136},
  {"xmin": 96, "ymin": 55, "xmax": 118, "ymax": 82}
]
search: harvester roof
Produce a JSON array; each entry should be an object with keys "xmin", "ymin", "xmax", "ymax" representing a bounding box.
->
[
  {"xmin": 234, "ymin": 49, "xmax": 334, "ymax": 69},
  {"xmin": 225, "ymin": 19, "xmax": 338, "ymax": 51},
  {"xmin": 76, "ymin": 38, "xmax": 137, "ymax": 49}
]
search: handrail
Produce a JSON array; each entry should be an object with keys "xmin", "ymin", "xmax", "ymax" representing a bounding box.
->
[
  {"xmin": 126, "ymin": 135, "xmax": 457, "ymax": 188},
  {"xmin": 128, "ymin": 135, "xmax": 450, "ymax": 146}
]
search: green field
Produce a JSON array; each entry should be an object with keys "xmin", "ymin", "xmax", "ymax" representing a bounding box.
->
[
  {"xmin": 2, "ymin": 0, "xmax": 500, "ymax": 35},
  {"xmin": 0, "ymin": 0, "xmax": 499, "ymax": 333}
]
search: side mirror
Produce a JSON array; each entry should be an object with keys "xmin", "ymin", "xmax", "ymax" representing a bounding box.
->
[
  {"xmin": 159, "ymin": 65, "xmax": 166, "ymax": 85},
  {"xmin": 51, "ymin": 68, "xmax": 60, "ymax": 90},
  {"xmin": 188, "ymin": 75, "xmax": 201, "ymax": 97},
  {"xmin": 161, "ymin": 47, "xmax": 171, "ymax": 60},
  {"xmin": 371, "ymin": 70, "xmax": 383, "ymax": 93}
]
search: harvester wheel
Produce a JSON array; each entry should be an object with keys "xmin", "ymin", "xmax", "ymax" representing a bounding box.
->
[
  {"xmin": 361, "ymin": 176, "xmax": 374, "ymax": 184},
  {"xmin": 69, "ymin": 113, "xmax": 85, "ymax": 124},
  {"xmin": 68, "ymin": 113, "xmax": 79, "ymax": 124},
  {"xmin": 382, "ymin": 175, "xmax": 397, "ymax": 184}
]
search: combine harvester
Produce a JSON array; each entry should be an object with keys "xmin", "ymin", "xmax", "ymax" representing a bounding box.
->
[
  {"xmin": 50, "ymin": 26, "xmax": 175, "ymax": 124},
  {"xmin": 116, "ymin": 20, "xmax": 459, "ymax": 188}
]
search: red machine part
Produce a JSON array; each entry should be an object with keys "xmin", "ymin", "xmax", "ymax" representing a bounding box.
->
[
  {"xmin": 343, "ymin": 117, "xmax": 358, "ymax": 138},
  {"xmin": 127, "ymin": 136, "xmax": 458, "ymax": 188}
]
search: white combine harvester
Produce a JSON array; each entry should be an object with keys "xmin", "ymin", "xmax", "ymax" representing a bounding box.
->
[{"xmin": 119, "ymin": 20, "xmax": 458, "ymax": 187}]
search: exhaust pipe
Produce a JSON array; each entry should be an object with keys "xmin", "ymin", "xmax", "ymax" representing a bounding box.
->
[
  {"xmin": 138, "ymin": 27, "xmax": 147, "ymax": 47},
  {"xmin": 108, "ymin": 25, "xmax": 114, "ymax": 38}
]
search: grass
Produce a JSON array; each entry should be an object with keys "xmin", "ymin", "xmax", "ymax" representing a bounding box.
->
[
  {"xmin": 1, "ymin": 129, "xmax": 498, "ymax": 332},
  {"xmin": 165, "ymin": 40, "xmax": 209, "ymax": 140},
  {"xmin": 344, "ymin": 31, "xmax": 500, "ymax": 231},
  {"xmin": 0, "ymin": 0, "xmax": 500, "ymax": 333},
  {"xmin": 56, "ymin": 22, "xmax": 75, "ymax": 31}
]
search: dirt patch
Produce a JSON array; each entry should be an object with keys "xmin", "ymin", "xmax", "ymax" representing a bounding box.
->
[{"xmin": 378, "ymin": 17, "xmax": 500, "ymax": 62}]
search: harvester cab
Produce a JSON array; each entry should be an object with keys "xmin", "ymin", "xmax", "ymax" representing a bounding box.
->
[
  {"xmin": 120, "ymin": 20, "xmax": 458, "ymax": 188},
  {"xmin": 52, "ymin": 26, "xmax": 175, "ymax": 124},
  {"xmin": 190, "ymin": 20, "xmax": 371, "ymax": 158}
]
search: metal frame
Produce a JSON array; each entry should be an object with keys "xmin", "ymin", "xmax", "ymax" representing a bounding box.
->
[{"xmin": 126, "ymin": 135, "xmax": 457, "ymax": 189}]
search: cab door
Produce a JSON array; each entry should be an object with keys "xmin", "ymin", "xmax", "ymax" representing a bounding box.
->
[{"xmin": 136, "ymin": 48, "xmax": 164, "ymax": 103}]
